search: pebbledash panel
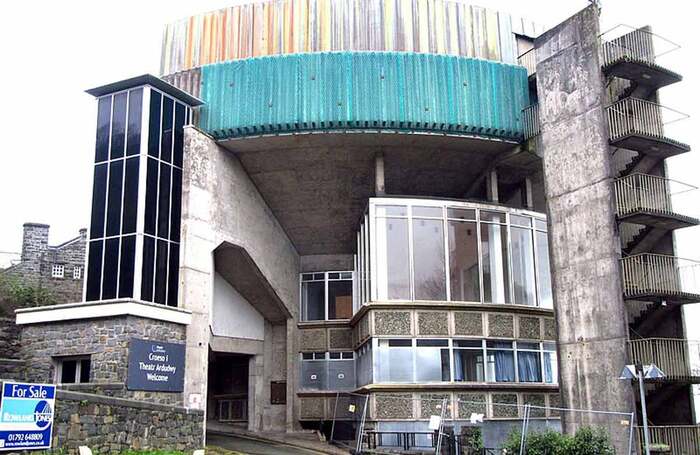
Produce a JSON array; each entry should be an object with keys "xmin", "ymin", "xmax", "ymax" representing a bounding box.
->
[{"xmin": 85, "ymin": 84, "xmax": 193, "ymax": 306}]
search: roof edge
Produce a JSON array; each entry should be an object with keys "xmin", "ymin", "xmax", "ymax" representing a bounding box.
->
[{"xmin": 85, "ymin": 74, "xmax": 203, "ymax": 106}]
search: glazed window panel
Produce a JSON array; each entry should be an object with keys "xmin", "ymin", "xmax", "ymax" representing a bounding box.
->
[
  {"xmin": 415, "ymin": 339, "xmax": 450, "ymax": 382},
  {"xmin": 95, "ymin": 96, "xmax": 111, "ymax": 163},
  {"xmin": 536, "ymin": 231, "xmax": 553, "ymax": 309},
  {"xmin": 110, "ymin": 92, "xmax": 127, "ymax": 159},
  {"xmin": 511, "ymin": 225, "xmax": 537, "ymax": 306},
  {"xmin": 126, "ymin": 88, "xmax": 143, "ymax": 156},
  {"xmin": 486, "ymin": 341, "xmax": 516, "ymax": 382},
  {"xmin": 516, "ymin": 342, "xmax": 542, "ymax": 382},
  {"xmin": 105, "ymin": 160, "xmax": 124, "ymax": 237},
  {"xmin": 301, "ymin": 280, "xmax": 325, "ymax": 321},
  {"xmin": 453, "ymin": 340, "xmax": 485, "ymax": 382},
  {"xmin": 375, "ymin": 339, "xmax": 413, "ymax": 383},
  {"xmin": 328, "ymin": 279, "xmax": 353, "ymax": 319},
  {"xmin": 89, "ymin": 163, "xmax": 108, "ymax": 240},
  {"xmin": 448, "ymin": 220, "xmax": 480, "ymax": 302},
  {"xmin": 375, "ymin": 217, "xmax": 410, "ymax": 300},
  {"xmin": 481, "ymin": 222, "xmax": 511, "ymax": 304},
  {"xmin": 412, "ymin": 218, "xmax": 446, "ymax": 301}
]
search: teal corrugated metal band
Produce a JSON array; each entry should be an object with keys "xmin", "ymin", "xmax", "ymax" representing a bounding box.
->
[{"xmin": 199, "ymin": 52, "xmax": 529, "ymax": 141}]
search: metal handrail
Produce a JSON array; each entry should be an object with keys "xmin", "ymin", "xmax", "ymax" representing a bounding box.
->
[
  {"xmin": 600, "ymin": 25, "xmax": 681, "ymax": 67},
  {"xmin": 614, "ymin": 173, "xmax": 697, "ymax": 218},
  {"xmin": 517, "ymin": 48, "xmax": 536, "ymax": 77},
  {"xmin": 620, "ymin": 253, "xmax": 700, "ymax": 298},
  {"xmin": 627, "ymin": 338, "xmax": 700, "ymax": 380},
  {"xmin": 636, "ymin": 425, "xmax": 700, "ymax": 455},
  {"xmin": 522, "ymin": 104, "xmax": 540, "ymax": 140}
]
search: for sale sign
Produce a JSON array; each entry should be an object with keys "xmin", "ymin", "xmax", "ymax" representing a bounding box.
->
[{"xmin": 0, "ymin": 382, "xmax": 55, "ymax": 450}]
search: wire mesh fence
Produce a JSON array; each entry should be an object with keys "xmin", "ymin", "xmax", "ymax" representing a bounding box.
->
[
  {"xmin": 343, "ymin": 394, "xmax": 636, "ymax": 455},
  {"xmin": 329, "ymin": 392, "xmax": 370, "ymax": 453}
]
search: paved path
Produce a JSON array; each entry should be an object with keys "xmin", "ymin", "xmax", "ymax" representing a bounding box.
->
[{"xmin": 207, "ymin": 432, "xmax": 329, "ymax": 455}]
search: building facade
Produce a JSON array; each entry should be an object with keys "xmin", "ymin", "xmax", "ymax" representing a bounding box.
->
[
  {"xmin": 8, "ymin": 2, "xmax": 699, "ymax": 453},
  {"xmin": 1, "ymin": 223, "xmax": 86, "ymax": 305}
]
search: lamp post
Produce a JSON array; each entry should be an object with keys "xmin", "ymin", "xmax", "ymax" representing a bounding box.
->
[{"xmin": 620, "ymin": 363, "xmax": 666, "ymax": 455}]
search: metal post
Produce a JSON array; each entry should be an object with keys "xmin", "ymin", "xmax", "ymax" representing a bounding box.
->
[
  {"xmin": 628, "ymin": 411, "xmax": 636, "ymax": 455},
  {"xmin": 519, "ymin": 404, "xmax": 530, "ymax": 455},
  {"xmin": 330, "ymin": 392, "xmax": 339, "ymax": 444},
  {"xmin": 355, "ymin": 394, "xmax": 369, "ymax": 454},
  {"xmin": 638, "ymin": 366, "xmax": 651, "ymax": 455},
  {"xmin": 435, "ymin": 397, "xmax": 448, "ymax": 455}
]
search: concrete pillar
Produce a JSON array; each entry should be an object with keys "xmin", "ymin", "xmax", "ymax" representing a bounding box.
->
[
  {"xmin": 486, "ymin": 169, "xmax": 499, "ymax": 202},
  {"xmin": 375, "ymin": 152, "xmax": 386, "ymax": 196},
  {"xmin": 535, "ymin": 5, "xmax": 635, "ymax": 452}
]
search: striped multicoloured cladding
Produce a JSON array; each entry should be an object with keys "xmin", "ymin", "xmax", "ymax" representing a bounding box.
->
[
  {"xmin": 161, "ymin": 0, "xmax": 543, "ymax": 74},
  {"xmin": 198, "ymin": 52, "xmax": 529, "ymax": 141}
]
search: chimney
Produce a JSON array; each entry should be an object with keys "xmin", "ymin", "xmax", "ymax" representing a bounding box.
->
[
  {"xmin": 79, "ymin": 228, "xmax": 87, "ymax": 240},
  {"xmin": 21, "ymin": 223, "xmax": 50, "ymax": 263}
]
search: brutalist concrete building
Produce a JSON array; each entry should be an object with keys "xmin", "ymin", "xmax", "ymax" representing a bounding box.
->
[{"xmin": 10, "ymin": 1, "xmax": 700, "ymax": 452}]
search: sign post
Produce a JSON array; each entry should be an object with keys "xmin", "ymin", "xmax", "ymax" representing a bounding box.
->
[{"xmin": 0, "ymin": 382, "xmax": 56, "ymax": 451}]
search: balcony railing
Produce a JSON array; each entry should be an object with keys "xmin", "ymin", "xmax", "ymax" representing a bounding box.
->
[
  {"xmin": 620, "ymin": 254, "xmax": 700, "ymax": 303},
  {"xmin": 522, "ymin": 104, "xmax": 540, "ymax": 140},
  {"xmin": 606, "ymin": 97, "xmax": 689, "ymax": 157},
  {"xmin": 614, "ymin": 174, "xmax": 699, "ymax": 229},
  {"xmin": 637, "ymin": 426, "xmax": 700, "ymax": 455},
  {"xmin": 600, "ymin": 25, "xmax": 679, "ymax": 67},
  {"xmin": 627, "ymin": 338, "xmax": 700, "ymax": 382},
  {"xmin": 518, "ymin": 48, "xmax": 536, "ymax": 77}
]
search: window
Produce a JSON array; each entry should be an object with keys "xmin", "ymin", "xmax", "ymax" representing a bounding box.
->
[
  {"xmin": 55, "ymin": 356, "xmax": 91, "ymax": 384},
  {"xmin": 51, "ymin": 264, "xmax": 64, "ymax": 278},
  {"xmin": 299, "ymin": 352, "xmax": 356, "ymax": 391},
  {"xmin": 415, "ymin": 339, "xmax": 450, "ymax": 382},
  {"xmin": 486, "ymin": 341, "xmax": 516, "ymax": 382},
  {"xmin": 73, "ymin": 266, "xmax": 83, "ymax": 280},
  {"xmin": 360, "ymin": 199, "xmax": 553, "ymax": 308},
  {"xmin": 516, "ymin": 342, "xmax": 542, "ymax": 382},
  {"xmin": 453, "ymin": 340, "xmax": 485, "ymax": 382},
  {"xmin": 300, "ymin": 272, "xmax": 353, "ymax": 321},
  {"xmin": 376, "ymin": 339, "xmax": 414, "ymax": 383},
  {"xmin": 543, "ymin": 342, "xmax": 558, "ymax": 384}
]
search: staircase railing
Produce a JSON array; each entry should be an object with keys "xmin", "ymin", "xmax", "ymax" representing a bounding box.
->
[
  {"xmin": 620, "ymin": 253, "xmax": 700, "ymax": 298},
  {"xmin": 627, "ymin": 338, "xmax": 700, "ymax": 381},
  {"xmin": 600, "ymin": 25, "xmax": 680, "ymax": 68},
  {"xmin": 636, "ymin": 426, "xmax": 700, "ymax": 455},
  {"xmin": 614, "ymin": 173, "xmax": 698, "ymax": 219},
  {"xmin": 518, "ymin": 48, "xmax": 536, "ymax": 77},
  {"xmin": 607, "ymin": 97, "xmax": 666, "ymax": 141},
  {"xmin": 522, "ymin": 104, "xmax": 540, "ymax": 140}
]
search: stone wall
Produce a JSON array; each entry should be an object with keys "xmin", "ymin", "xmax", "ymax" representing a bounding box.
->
[
  {"xmin": 52, "ymin": 389, "xmax": 203, "ymax": 453},
  {"xmin": 20, "ymin": 315, "xmax": 186, "ymax": 406},
  {"xmin": 2, "ymin": 224, "xmax": 86, "ymax": 305}
]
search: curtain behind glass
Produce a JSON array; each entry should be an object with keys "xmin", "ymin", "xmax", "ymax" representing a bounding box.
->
[
  {"xmin": 481, "ymin": 223, "xmax": 510, "ymax": 303},
  {"xmin": 517, "ymin": 351, "xmax": 542, "ymax": 382},
  {"xmin": 488, "ymin": 350, "xmax": 515, "ymax": 382}
]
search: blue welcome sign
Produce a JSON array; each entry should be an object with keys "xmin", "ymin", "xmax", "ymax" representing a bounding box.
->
[{"xmin": 0, "ymin": 382, "xmax": 56, "ymax": 450}]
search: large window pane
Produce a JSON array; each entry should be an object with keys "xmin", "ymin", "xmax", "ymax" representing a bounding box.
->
[
  {"xmin": 511, "ymin": 226, "xmax": 537, "ymax": 306},
  {"xmin": 157, "ymin": 162, "xmax": 171, "ymax": 239},
  {"xmin": 105, "ymin": 160, "xmax": 123, "ymax": 237},
  {"xmin": 376, "ymin": 217, "xmax": 410, "ymax": 300},
  {"xmin": 122, "ymin": 157, "xmax": 140, "ymax": 234},
  {"xmin": 154, "ymin": 239, "xmax": 168, "ymax": 305},
  {"xmin": 126, "ymin": 88, "xmax": 143, "ymax": 156},
  {"xmin": 376, "ymin": 339, "xmax": 413, "ymax": 383},
  {"xmin": 481, "ymin": 223, "xmax": 510, "ymax": 303},
  {"xmin": 328, "ymin": 280, "xmax": 353, "ymax": 319},
  {"xmin": 85, "ymin": 240, "xmax": 103, "ymax": 301},
  {"xmin": 412, "ymin": 219, "xmax": 446, "ymax": 300},
  {"xmin": 161, "ymin": 96, "xmax": 174, "ymax": 163},
  {"xmin": 148, "ymin": 91, "xmax": 161, "ymax": 157},
  {"xmin": 453, "ymin": 348, "xmax": 484, "ymax": 382},
  {"xmin": 486, "ymin": 342, "xmax": 515, "ymax": 382},
  {"xmin": 415, "ymin": 340, "xmax": 450, "ymax": 382},
  {"xmin": 536, "ymin": 231, "xmax": 553, "ymax": 309},
  {"xmin": 448, "ymin": 221, "xmax": 480, "ymax": 302},
  {"xmin": 118, "ymin": 235, "xmax": 136, "ymax": 298},
  {"xmin": 110, "ymin": 92, "xmax": 127, "ymax": 159},
  {"xmin": 544, "ymin": 343, "xmax": 558, "ymax": 384},
  {"xmin": 302, "ymin": 281, "xmax": 325, "ymax": 321},
  {"xmin": 141, "ymin": 236, "xmax": 155, "ymax": 302},
  {"xmin": 102, "ymin": 238, "xmax": 120, "ymax": 299},
  {"xmin": 89, "ymin": 163, "xmax": 108, "ymax": 239},
  {"xmin": 517, "ymin": 350, "xmax": 542, "ymax": 382},
  {"xmin": 95, "ymin": 96, "xmax": 111, "ymax": 162}
]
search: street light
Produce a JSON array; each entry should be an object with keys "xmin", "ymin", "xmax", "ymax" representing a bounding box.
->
[{"xmin": 619, "ymin": 363, "xmax": 666, "ymax": 455}]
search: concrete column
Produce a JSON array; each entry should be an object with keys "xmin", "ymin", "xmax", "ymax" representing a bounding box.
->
[
  {"xmin": 535, "ymin": 5, "xmax": 635, "ymax": 452},
  {"xmin": 486, "ymin": 169, "xmax": 499, "ymax": 202},
  {"xmin": 375, "ymin": 152, "xmax": 386, "ymax": 196}
]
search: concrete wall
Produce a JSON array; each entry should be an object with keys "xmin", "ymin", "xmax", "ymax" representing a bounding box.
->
[
  {"xmin": 212, "ymin": 272, "xmax": 265, "ymax": 341},
  {"xmin": 180, "ymin": 126, "xmax": 300, "ymax": 431},
  {"xmin": 535, "ymin": 5, "xmax": 635, "ymax": 452}
]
